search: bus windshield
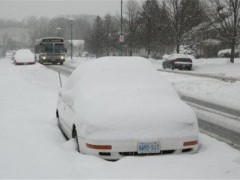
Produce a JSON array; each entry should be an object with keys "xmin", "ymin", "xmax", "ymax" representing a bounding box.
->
[
  {"xmin": 40, "ymin": 43, "xmax": 53, "ymax": 53},
  {"xmin": 40, "ymin": 43, "xmax": 65, "ymax": 53}
]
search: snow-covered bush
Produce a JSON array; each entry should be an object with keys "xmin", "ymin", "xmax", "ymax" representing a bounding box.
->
[
  {"xmin": 218, "ymin": 49, "xmax": 239, "ymax": 58},
  {"xmin": 179, "ymin": 45, "xmax": 195, "ymax": 56}
]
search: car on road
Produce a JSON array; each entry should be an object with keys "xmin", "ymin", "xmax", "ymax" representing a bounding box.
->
[
  {"xmin": 162, "ymin": 54, "xmax": 193, "ymax": 70},
  {"xmin": 56, "ymin": 57, "xmax": 199, "ymax": 160},
  {"xmin": 14, "ymin": 49, "xmax": 35, "ymax": 65}
]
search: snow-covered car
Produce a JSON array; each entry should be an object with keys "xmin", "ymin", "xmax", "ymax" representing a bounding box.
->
[
  {"xmin": 56, "ymin": 57, "xmax": 199, "ymax": 160},
  {"xmin": 14, "ymin": 49, "xmax": 35, "ymax": 65},
  {"xmin": 162, "ymin": 54, "xmax": 193, "ymax": 70}
]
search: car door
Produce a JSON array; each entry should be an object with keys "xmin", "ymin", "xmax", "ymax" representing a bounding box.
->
[{"xmin": 58, "ymin": 93, "xmax": 75, "ymax": 138}]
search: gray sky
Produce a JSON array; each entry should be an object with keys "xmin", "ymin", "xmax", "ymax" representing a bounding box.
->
[{"xmin": 0, "ymin": 0, "xmax": 121, "ymax": 20}]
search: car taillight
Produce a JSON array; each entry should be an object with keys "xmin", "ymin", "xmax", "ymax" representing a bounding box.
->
[
  {"xmin": 86, "ymin": 143, "xmax": 112, "ymax": 150},
  {"xmin": 183, "ymin": 140, "xmax": 198, "ymax": 146}
]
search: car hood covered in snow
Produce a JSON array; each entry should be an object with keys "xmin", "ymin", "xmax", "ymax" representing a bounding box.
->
[{"xmin": 61, "ymin": 57, "xmax": 198, "ymax": 140}]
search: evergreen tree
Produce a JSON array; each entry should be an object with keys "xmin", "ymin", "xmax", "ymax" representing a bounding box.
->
[
  {"xmin": 139, "ymin": 0, "xmax": 161, "ymax": 58},
  {"xmin": 85, "ymin": 16, "xmax": 105, "ymax": 58},
  {"xmin": 103, "ymin": 14, "xmax": 119, "ymax": 56}
]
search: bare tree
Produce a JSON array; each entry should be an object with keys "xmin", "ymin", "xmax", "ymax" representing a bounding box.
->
[
  {"xmin": 167, "ymin": 0, "xmax": 205, "ymax": 53},
  {"xmin": 209, "ymin": 0, "xmax": 240, "ymax": 63}
]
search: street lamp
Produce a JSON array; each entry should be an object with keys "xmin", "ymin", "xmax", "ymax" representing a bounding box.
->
[{"xmin": 69, "ymin": 18, "xmax": 74, "ymax": 60}]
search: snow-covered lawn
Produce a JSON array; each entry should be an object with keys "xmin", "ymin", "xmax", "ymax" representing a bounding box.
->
[
  {"xmin": 0, "ymin": 58, "xmax": 240, "ymax": 178},
  {"xmin": 151, "ymin": 58, "xmax": 240, "ymax": 111}
]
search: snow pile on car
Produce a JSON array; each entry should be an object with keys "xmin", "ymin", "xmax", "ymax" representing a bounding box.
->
[
  {"xmin": 14, "ymin": 49, "xmax": 35, "ymax": 63},
  {"xmin": 61, "ymin": 57, "xmax": 198, "ymax": 141}
]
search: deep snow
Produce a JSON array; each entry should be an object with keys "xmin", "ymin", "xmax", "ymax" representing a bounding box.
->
[{"xmin": 0, "ymin": 58, "xmax": 240, "ymax": 178}]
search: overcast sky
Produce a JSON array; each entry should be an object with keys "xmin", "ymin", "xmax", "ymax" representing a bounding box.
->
[{"xmin": 0, "ymin": 0, "xmax": 121, "ymax": 20}]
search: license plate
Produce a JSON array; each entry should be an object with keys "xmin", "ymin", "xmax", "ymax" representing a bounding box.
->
[{"xmin": 138, "ymin": 142, "xmax": 160, "ymax": 154}]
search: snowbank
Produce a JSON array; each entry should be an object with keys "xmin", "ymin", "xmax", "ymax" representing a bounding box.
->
[{"xmin": 218, "ymin": 49, "xmax": 239, "ymax": 57}]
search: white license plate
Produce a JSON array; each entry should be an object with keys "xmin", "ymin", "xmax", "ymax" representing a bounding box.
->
[{"xmin": 138, "ymin": 142, "xmax": 160, "ymax": 154}]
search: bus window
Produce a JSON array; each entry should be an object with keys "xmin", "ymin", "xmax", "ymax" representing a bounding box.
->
[{"xmin": 54, "ymin": 44, "xmax": 65, "ymax": 53}]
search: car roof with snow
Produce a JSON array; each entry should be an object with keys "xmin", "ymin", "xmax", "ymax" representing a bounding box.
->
[
  {"xmin": 166, "ymin": 54, "xmax": 194, "ymax": 60},
  {"xmin": 63, "ymin": 56, "xmax": 178, "ymax": 97}
]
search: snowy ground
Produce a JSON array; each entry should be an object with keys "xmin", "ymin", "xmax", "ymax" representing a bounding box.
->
[{"xmin": 0, "ymin": 58, "xmax": 240, "ymax": 178}]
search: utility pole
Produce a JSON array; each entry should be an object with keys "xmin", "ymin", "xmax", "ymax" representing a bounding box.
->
[
  {"xmin": 120, "ymin": 0, "xmax": 124, "ymax": 56},
  {"xmin": 69, "ymin": 19, "xmax": 74, "ymax": 60}
]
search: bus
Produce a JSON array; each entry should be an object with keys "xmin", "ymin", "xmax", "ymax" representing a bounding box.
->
[{"xmin": 34, "ymin": 37, "xmax": 67, "ymax": 65}]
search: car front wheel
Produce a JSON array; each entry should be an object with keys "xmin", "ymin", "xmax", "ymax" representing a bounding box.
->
[{"xmin": 72, "ymin": 126, "xmax": 80, "ymax": 152}]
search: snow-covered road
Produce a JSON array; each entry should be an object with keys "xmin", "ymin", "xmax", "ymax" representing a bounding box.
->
[{"xmin": 0, "ymin": 58, "xmax": 240, "ymax": 178}]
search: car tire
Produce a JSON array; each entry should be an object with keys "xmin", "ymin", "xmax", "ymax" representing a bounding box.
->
[
  {"xmin": 60, "ymin": 62, "xmax": 63, "ymax": 65},
  {"xmin": 72, "ymin": 126, "xmax": 80, "ymax": 152},
  {"xmin": 162, "ymin": 64, "xmax": 166, "ymax": 69},
  {"xmin": 56, "ymin": 109, "xmax": 59, "ymax": 119},
  {"xmin": 171, "ymin": 64, "xmax": 175, "ymax": 70}
]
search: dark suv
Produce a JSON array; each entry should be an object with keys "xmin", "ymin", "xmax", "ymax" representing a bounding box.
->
[{"xmin": 162, "ymin": 54, "xmax": 193, "ymax": 70}]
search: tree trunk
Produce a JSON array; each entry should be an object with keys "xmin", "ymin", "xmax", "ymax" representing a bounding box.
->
[
  {"xmin": 148, "ymin": 48, "xmax": 151, "ymax": 58},
  {"xmin": 129, "ymin": 50, "xmax": 133, "ymax": 56},
  {"xmin": 176, "ymin": 43, "xmax": 180, "ymax": 53},
  {"xmin": 230, "ymin": 40, "xmax": 235, "ymax": 63}
]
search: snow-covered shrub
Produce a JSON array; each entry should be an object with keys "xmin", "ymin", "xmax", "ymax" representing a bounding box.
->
[
  {"xmin": 218, "ymin": 49, "xmax": 239, "ymax": 57},
  {"xmin": 179, "ymin": 45, "xmax": 195, "ymax": 56}
]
